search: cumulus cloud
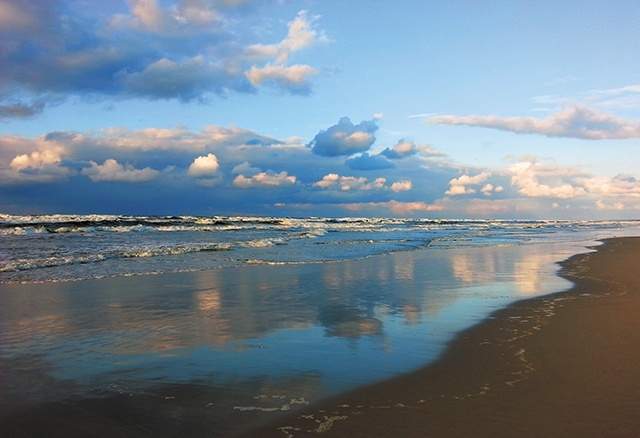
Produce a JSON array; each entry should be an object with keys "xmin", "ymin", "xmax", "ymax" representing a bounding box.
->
[
  {"xmin": 308, "ymin": 117, "xmax": 378, "ymax": 156},
  {"xmin": 188, "ymin": 153, "xmax": 219, "ymax": 176},
  {"xmin": 314, "ymin": 173, "xmax": 412, "ymax": 193},
  {"xmin": 481, "ymin": 183, "xmax": 503, "ymax": 195},
  {"xmin": 7, "ymin": 116, "xmax": 640, "ymax": 217},
  {"xmin": 427, "ymin": 104, "xmax": 640, "ymax": 140},
  {"xmin": 580, "ymin": 174, "xmax": 640, "ymax": 199},
  {"xmin": 380, "ymin": 139, "xmax": 420, "ymax": 159},
  {"xmin": 390, "ymin": 180, "xmax": 412, "ymax": 192},
  {"xmin": 82, "ymin": 159, "xmax": 161, "ymax": 182},
  {"xmin": 445, "ymin": 172, "xmax": 493, "ymax": 196},
  {"xmin": 0, "ymin": 1, "xmax": 324, "ymax": 116},
  {"xmin": 314, "ymin": 173, "xmax": 386, "ymax": 191},
  {"xmin": 10, "ymin": 149, "xmax": 63, "ymax": 172},
  {"xmin": 0, "ymin": 125, "xmax": 286, "ymax": 188},
  {"xmin": 233, "ymin": 169, "xmax": 297, "ymax": 188},
  {"xmin": 508, "ymin": 156, "xmax": 588, "ymax": 199},
  {"xmin": 5, "ymin": 154, "xmax": 72, "ymax": 183},
  {"xmin": 0, "ymin": 134, "xmax": 72, "ymax": 183},
  {"xmin": 505, "ymin": 156, "xmax": 640, "ymax": 207}
]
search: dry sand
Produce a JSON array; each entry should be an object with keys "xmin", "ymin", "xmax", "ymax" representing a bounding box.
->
[{"xmin": 249, "ymin": 237, "xmax": 640, "ymax": 437}]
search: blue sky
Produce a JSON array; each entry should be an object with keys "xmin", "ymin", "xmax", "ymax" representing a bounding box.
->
[{"xmin": 2, "ymin": 0, "xmax": 640, "ymax": 218}]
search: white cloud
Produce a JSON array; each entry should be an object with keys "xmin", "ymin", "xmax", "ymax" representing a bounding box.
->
[
  {"xmin": 10, "ymin": 149, "xmax": 62, "ymax": 171},
  {"xmin": 188, "ymin": 153, "xmax": 219, "ymax": 176},
  {"xmin": 1, "ymin": 135, "xmax": 72, "ymax": 182},
  {"xmin": 233, "ymin": 169, "xmax": 297, "ymax": 188},
  {"xmin": 508, "ymin": 156, "xmax": 587, "ymax": 199},
  {"xmin": 445, "ymin": 184, "xmax": 471, "ymax": 196},
  {"xmin": 82, "ymin": 159, "xmax": 160, "ymax": 182},
  {"xmin": 313, "ymin": 173, "xmax": 339, "ymax": 188},
  {"xmin": 245, "ymin": 63, "xmax": 318, "ymax": 92},
  {"xmin": 580, "ymin": 174, "xmax": 640, "ymax": 198},
  {"xmin": 481, "ymin": 183, "xmax": 503, "ymax": 195},
  {"xmin": 380, "ymin": 139, "xmax": 422, "ymax": 160},
  {"xmin": 390, "ymin": 180, "xmax": 412, "ymax": 192},
  {"xmin": 504, "ymin": 156, "xmax": 640, "ymax": 207},
  {"xmin": 314, "ymin": 174, "xmax": 412, "ymax": 193},
  {"xmin": 427, "ymin": 104, "xmax": 640, "ymax": 139},
  {"xmin": 314, "ymin": 173, "xmax": 387, "ymax": 191},
  {"xmin": 446, "ymin": 172, "xmax": 492, "ymax": 196}
]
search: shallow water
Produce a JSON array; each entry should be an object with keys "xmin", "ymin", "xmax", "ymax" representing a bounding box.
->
[{"xmin": 0, "ymin": 241, "xmax": 594, "ymax": 435}]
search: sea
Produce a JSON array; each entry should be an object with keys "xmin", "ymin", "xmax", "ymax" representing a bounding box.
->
[
  {"xmin": 2, "ymin": 214, "xmax": 640, "ymax": 435},
  {"xmin": 3, "ymin": 214, "xmax": 640, "ymax": 284}
]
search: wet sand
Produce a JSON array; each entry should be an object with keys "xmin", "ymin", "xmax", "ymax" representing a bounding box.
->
[{"xmin": 250, "ymin": 237, "xmax": 640, "ymax": 437}]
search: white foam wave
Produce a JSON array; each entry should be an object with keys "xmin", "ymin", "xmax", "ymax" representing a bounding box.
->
[{"xmin": 1, "ymin": 254, "xmax": 107, "ymax": 273}]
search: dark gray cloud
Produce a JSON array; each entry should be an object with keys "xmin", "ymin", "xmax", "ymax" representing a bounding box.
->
[
  {"xmin": 0, "ymin": 101, "xmax": 44, "ymax": 119},
  {"xmin": 308, "ymin": 117, "xmax": 378, "ymax": 156},
  {"xmin": 116, "ymin": 57, "xmax": 251, "ymax": 102}
]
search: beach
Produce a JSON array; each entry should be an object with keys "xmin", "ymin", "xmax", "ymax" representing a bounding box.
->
[
  {"xmin": 250, "ymin": 237, "xmax": 640, "ymax": 437},
  {"xmin": 1, "ymin": 236, "xmax": 640, "ymax": 436}
]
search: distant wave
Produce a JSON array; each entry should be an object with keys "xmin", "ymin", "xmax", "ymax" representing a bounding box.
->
[{"xmin": 2, "ymin": 213, "xmax": 638, "ymax": 233}]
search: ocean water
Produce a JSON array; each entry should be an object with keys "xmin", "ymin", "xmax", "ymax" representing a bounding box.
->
[
  {"xmin": 2, "ymin": 214, "xmax": 639, "ymax": 284},
  {"xmin": 1, "ymin": 215, "xmax": 640, "ymax": 435}
]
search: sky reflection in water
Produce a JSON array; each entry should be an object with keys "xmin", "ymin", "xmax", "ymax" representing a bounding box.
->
[{"xmin": 0, "ymin": 242, "xmax": 582, "ymax": 431}]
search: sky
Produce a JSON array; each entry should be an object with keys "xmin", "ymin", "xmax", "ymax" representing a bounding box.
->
[{"xmin": 2, "ymin": 0, "xmax": 640, "ymax": 219}]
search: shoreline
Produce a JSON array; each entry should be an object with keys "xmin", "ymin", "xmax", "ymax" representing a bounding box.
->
[{"xmin": 247, "ymin": 237, "xmax": 640, "ymax": 437}]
